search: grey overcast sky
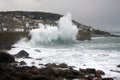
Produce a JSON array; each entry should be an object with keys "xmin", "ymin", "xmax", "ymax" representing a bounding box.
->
[{"xmin": 0, "ymin": 0, "xmax": 120, "ymax": 31}]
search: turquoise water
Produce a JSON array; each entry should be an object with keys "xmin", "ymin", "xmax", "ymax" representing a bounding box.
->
[{"xmin": 82, "ymin": 37, "xmax": 120, "ymax": 51}]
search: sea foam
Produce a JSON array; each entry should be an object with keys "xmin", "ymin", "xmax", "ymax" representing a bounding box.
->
[{"xmin": 29, "ymin": 13, "xmax": 78, "ymax": 46}]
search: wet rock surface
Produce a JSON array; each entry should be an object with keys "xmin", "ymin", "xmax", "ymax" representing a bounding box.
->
[
  {"xmin": 14, "ymin": 50, "xmax": 29, "ymax": 58},
  {"xmin": 117, "ymin": 64, "xmax": 120, "ymax": 68},
  {"xmin": 58, "ymin": 63, "xmax": 68, "ymax": 68},
  {"xmin": 0, "ymin": 51, "xmax": 15, "ymax": 63},
  {"xmin": 0, "ymin": 64, "xmax": 114, "ymax": 80},
  {"xmin": 0, "ymin": 51, "xmax": 114, "ymax": 80},
  {"xmin": 19, "ymin": 61, "xmax": 27, "ymax": 65},
  {"xmin": 102, "ymin": 78, "xmax": 114, "ymax": 80}
]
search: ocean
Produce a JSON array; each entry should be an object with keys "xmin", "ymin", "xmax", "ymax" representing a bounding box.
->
[{"xmin": 9, "ymin": 13, "xmax": 120, "ymax": 80}]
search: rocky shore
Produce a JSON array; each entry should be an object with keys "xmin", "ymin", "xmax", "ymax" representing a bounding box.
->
[{"xmin": 0, "ymin": 51, "xmax": 114, "ymax": 80}]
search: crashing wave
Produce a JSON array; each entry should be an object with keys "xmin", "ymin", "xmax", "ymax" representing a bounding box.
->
[{"xmin": 29, "ymin": 13, "xmax": 78, "ymax": 46}]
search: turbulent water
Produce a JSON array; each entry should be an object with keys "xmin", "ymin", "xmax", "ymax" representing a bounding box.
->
[
  {"xmin": 9, "ymin": 14, "xmax": 120, "ymax": 79},
  {"xmin": 29, "ymin": 13, "xmax": 78, "ymax": 46}
]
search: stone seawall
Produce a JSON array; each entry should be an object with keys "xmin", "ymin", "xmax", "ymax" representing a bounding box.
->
[{"xmin": 0, "ymin": 32, "xmax": 29, "ymax": 50}]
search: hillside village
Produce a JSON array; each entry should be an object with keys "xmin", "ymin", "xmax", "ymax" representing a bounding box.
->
[
  {"xmin": 0, "ymin": 12, "xmax": 47, "ymax": 32},
  {"xmin": 0, "ymin": 11, "xmax": 94, "ymax": 31},
  {"xmin": 0, "ymin": 11, "xmax": 115, "ymax": 38}
]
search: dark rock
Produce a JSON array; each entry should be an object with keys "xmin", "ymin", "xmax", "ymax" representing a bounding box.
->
[
  {"xmin": 5, "ymin": 46, "xmax": 12, "ymax": 50},
  {"xmin": 34, "ymin": 49, "xmax": 41, "ymax": 52},
  {"xmin": 27, "ymin": 35, "xmax": 31, "ymax": 41},
  {"xmin": 87, "ymin": 74, "xmax": 95, "ymax": 80},
  {"xmin": 31, "ymin": 62, "xmax": 35, "ymax": 64},
  {"xmin": 39, "ymin": 64, "xmax": 44, "ymax": 65},
  {"xmin": 95, "ymin": 77, "xmax": 102, "ymax": 80},
  {"xmin": 111, "ymin": 34, "xmax": 120, "ymax": 37},
  {"xmin": 79, "ymin": 78, "xmax": 88, "ymax": 80},
  {"xmin": 15, "ymin": 72, "xmax": 32, "ymax": 80},
  {"xmin": 4, "ymin": 76, "xmax": 17, "ymax": 80},
  {"xmin": 39, "ymin": 67, "xmax": 59, "ymax": 77},
  {"xmin": 69, "ymin": 67, "xmax": 74, "ymax": 70},
  {"xmin": 28, "ymin": 67, "xmax": 40, "ymax": 75},
  {"xmin": 0, "ymin": 45, "xmax": 12, "ymax": 50},
  {"xmin": 57, "ymin": 67, "xmax": 82, "ymax": 79},
  {"xmin": 58, "ymin": 63, "xmax": 68, "ymax": 68},
  {"xmin": 102, "ymin": 78, "xmax": 113, "ymax": 80},
  {"xmin": 0, "ymin": 63, "xmax": 16, "ymax": 75},
  {"xmin": 62, "ymin": 69, "xmax": 80, "ymax": 79},
  {"xmin": 55, "ymin": 76, "xmax": 64, "ymax": 80},
  {"xmin": 117, "ymin": 64, "xmax": 120, "ymax": 67},
  {"xmin": 83, "ymin": 64, "xmax": 86, "ymax": 66},
  {"xmin": 14, "ymin": 50, "xmax": 29, "ymax": 58},
  {"xmin": 0, "ymin": 61, "xmax": 115, "ymax": 80},
  {"xmin": 76, "ymin": 29, "xmax": 91, "ymax": 41},
  {"xmin": 30, "ymin": 75, "xmax": 55, "ymax": 80},
  {"xmin": 79, "ymin": 68, "xmax": 96, "ymax": 74},
  {"xmin": 79, "ymin": 71, "xmax": 86, "ymax": 77},
  {"xmin": 35, "ymin": 58, "xmax": 42, "ymax": 60},
  {"xmin": 16, "ymin": 66, "xmax": 32, "ymax": 72},
  {"xmin": 96, "ymin": 70, "xmax": 105, "ymax": 75},
  {"xmin": 30, "ymin": 75, "xmax": 47, "ymax": 80},
  {"xmin": 19, "ymin": 61, "xmax": 27, "ymax": 65},
  {"xmin": 45, "ymin": 63, "xmax": 57, "ymax": 68},
  {"xmin": 0, "ymin": 51, "xmax": 15, "ymax": 63}
]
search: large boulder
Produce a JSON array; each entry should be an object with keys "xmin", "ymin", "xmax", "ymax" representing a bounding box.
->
[
  {"xmin": 76, "ymin": 29, "xmax": 91, "ymax": 41},
  {"xmin": 60, "ymin": 69, "xmax": 81, "ymax": 79},
  {"xmin": 96, "ymin": 70, "xmax": 105, "ymax": 75},
  {"xmin": 19, "ymin": 61, "xmax": 27, "ymax": 65},
  {"xmin": 0, "ymin": 51, "xmax": 15, "ymax": 63},
  {"xmin": 58, "ymin": 63, "xmax": 68, "ymax": 68},
  {"xmin": 14, "ymin": 50, "xmax": 29, "ymax": 58},
  {"xmin": 39, "ymin": 67, "xmax": 59, "ymax": 76},
  {"xmin": 79, "ymin": 68, "xmax": 96, "ymax": 74},
  {"xmin": 117, "ymin": 64, "xmax": 120, "ymax": 68}
]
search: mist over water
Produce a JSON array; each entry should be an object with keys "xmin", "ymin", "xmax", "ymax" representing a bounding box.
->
[
  {"xmin": 29, "ymin": 13, "xmax": 78, "ymax": 46},
  {"xmin": 29, "ymin": 25, "xmax": 59, "ymax": 46},
  {"xmin": 58, "ymin": 13, "xmax": 77, "ymax": 41}
]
